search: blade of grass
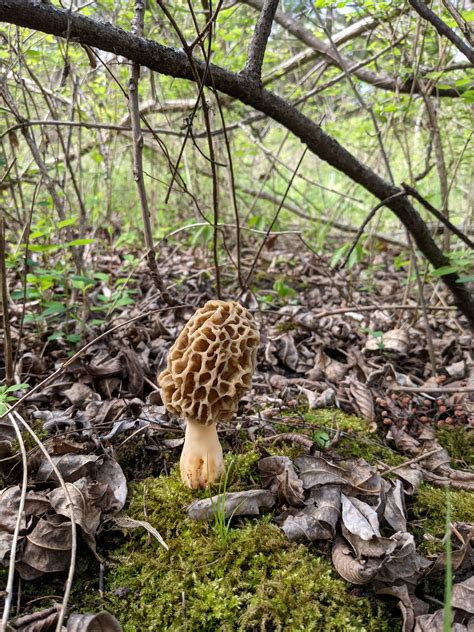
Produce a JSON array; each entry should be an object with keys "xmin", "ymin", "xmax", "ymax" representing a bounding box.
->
[{"xmin": 443, "ymin": 485, "xmax": 452, "ymax": 632}]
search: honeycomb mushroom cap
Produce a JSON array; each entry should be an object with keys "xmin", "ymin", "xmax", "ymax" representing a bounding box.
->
[{"xmin": 158, "ymin": 300, "xmax": 259, "ymax": 426}]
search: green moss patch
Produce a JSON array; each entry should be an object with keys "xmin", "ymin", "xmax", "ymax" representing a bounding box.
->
[
  {"xmin": 96, "ymin": 469, "xmax": 397, "ymax": 631},
  {"xmin": 435, "ymin": 427, "xmax": 474, "ymax": 468},
  {"xmin": 411, "ymin": 483, "xmax": 474, "ymax": 554}
]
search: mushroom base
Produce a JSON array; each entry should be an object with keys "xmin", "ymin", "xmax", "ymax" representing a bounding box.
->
[{"xmin": 180, "ymin": 419, "xmax": 225, "ymax": 489}]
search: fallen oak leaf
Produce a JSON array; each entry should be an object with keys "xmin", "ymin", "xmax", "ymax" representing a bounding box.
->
[
  {"xmin": 281, "ymin": 508, "xmax": 333, "ymax": 542},
  {"xmin": 451, "ymin": 575, "xmax": 474, "ymax": 614},
  {"xmin": 375, "ymin": 584, "xmax": 429, "ymax": 632},
  {"xmin": 187, "ymin": 490, "xmax": 275, "ymax": 521},
  {"xmin": 383, "ymin": 479, "xmax": 407, "ymax": 533}
]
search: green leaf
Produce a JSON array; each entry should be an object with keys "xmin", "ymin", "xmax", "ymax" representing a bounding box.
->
[
  {"xmin": 47, "ymin": 331, "xmax": 64, "ymax": 341},
  {"xmin": 432, "ymin": 266, "xmax": 458, "ymax": 277},
  {"xmin": 94, "ymin": 272, "xmax": 109, "ymax": 282},
  {"xmin": 456, "ymin": 276, "xmax": 474, "ymax": 284},
  {"xmin": 41, "ymin": 302, "xmax": 67, "ymax": 317},
  {"xmin": 67, "ymin": 238, "xmax": 96, "ymax": 247},
  {"xmin": 66, "ymin": 334, "xmax": 81, "ymax": 344},
  {"xmin": 57, "ymin": 216, "xmax": 78, "ymax": 229}
]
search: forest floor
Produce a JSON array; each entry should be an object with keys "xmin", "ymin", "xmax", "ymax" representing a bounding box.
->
[{"xmin": 1, "ymin": 235, "xmax": 473, "ymax": 631}]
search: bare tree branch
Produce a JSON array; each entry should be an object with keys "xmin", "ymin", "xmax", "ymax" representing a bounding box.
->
[
  {"xmin": 242, "ymin": 0, "xmax": 469, "ymax": 96},
  {"xmin": 408, "ymin": 0, "xmax": 474, "ymax": 64},
  {"xmin": 401, "ymin": 182, "xmax": 474, "ymax": 249},
  {"xmin": 441, "ymin": 0, "xmax": 474, "ymax": 47},
  {"xmin": 128, "ymin": 0, "xmax": 177, "ymax": 306},
  {"xmin": 243, "ymin": 0, "xmax": 279, "ymax": 83},
  {"xmin": 1, "ymin": 0, "xmax": 474, "ymax": 327}
]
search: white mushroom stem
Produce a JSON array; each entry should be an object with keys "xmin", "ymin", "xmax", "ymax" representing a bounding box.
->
[{"xmin": 180, "ymin": 418, "xmax": 225, "ymax": 489}]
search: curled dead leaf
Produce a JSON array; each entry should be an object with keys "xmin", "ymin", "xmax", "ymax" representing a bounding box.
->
[
  {"xmin": 331, "ymin": 537, "xmax": 381, "ymax": 584},
  {"xmin": 67, "ymin": 611, "xmax": 123, "ymax": 631}
]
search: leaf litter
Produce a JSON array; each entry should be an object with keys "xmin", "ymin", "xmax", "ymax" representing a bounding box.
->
[{"xmin": 2, "ymin": 240, "xmax": 473, "ymax": 629}]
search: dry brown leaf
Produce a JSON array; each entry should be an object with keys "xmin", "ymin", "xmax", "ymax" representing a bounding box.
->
[
  {"xmin": 295, "ymin": 455, "xmax": 349, "ymax": 489},
  {"xmin": 63, "ymin": 383, "xmax": 100, "ymax": 407},
  {"xmin": 365, "ymin": 328, "xmax": 409, "ymax": 354},
  {"xmin": 331, "ymin": 537, "xmax": 381, "ymax": 585},
  {"xmin": 122, "ymin": 348, "xmax": 144, "ymax": 395},
  {"xmin": 375, "ymin": 584, "xmax": 429, "ymax": 632},
  {"xmin": 281, "ymin": 508, "xmax": 333, "ymax": 542},
  {"xmin": 452, "ymin": 576, "xmax": 474, "ymax": 614},
  {"xmin": 67, "ymin": 611, "xmax": 123, "ymax": 631},
  {"xmin": 0, "ymin": 531, "xmax": 15, "ymax": 563},
  {"xmin": 276, "ymin": 333, "xmax": 299, "ymax": 372},
  {"xmin": 348, "ymin": 379, "xmax": 375, "ymax": 422},
  {"xmin": 17, "ymin": 515, "xmax": 72, "ymax": 578},
  {"xmin": 48, "ymin": 479, "xmax": 102, "ymax": 546},
  {"xmin": 388, "ymin": 426, "xmax": 421, "ymax": 455},
  {"xmin": 374, "ymin": 532, "xmax": 431, "ymax": 585},
  {"xmin": 393, "ymin": 466, "xmax": 423, "ymax": 495},
  {"xmin": 310, "ymin": 349, "xmax": 349, "ymax": 382},
  {"xmin": 308, "ymin": 484, "xmax": 341, "ymax": 533},
  {"xmin": 187, "ymin": 490, "xmax": 275, "ymax": 521},
  {"xmin": 95, "ymin": 458, "xmax": 127, "ymax": 512},
  {"xmin": 36, "ymin": 454, "xmax": 100, "ymax": 484},
  {"xmin": 341, "ymin": 494, "xmax": 381, "ymax": 540},
  {"xmin": 11, "ymin": 604, "xmax": 60, "ymax": 631},
  {"xmin": 258, "ymin": 456, "xmax": 304, "ymax": 506},
  {"xmin": 383, "ymin": 479, "xmax": 407, "ymax": 532},
  {"xmin": 87, "ymin": 351, "xmax": 122, "ymax": 377},
  {"xmin": 300, "ymin": 387, "xmax": 335, "ymax": 409}
]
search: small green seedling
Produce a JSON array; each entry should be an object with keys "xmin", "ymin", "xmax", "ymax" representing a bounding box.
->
[
  {"xmin": 0, "ymin": 383, "xmax": 29, "ymax": 415},
  {"xmin": 443, "ymin": 486, "xmax": 452, "ymax": 632},
  {"xmin": 210, "ymin": 460, "xmax": 242, "ymax": 544}
]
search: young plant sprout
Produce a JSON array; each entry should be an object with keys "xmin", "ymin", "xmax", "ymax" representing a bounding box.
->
[{"xmin": 158, "ymin": 300, "xmax": 259, "ymax": 489}]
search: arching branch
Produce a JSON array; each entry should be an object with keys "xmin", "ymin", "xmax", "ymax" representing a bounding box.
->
[{"xmin": 1, "ymin": 0, "xmax": 473, "ymax": 327}]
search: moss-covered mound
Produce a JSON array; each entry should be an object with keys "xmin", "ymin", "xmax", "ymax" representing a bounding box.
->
[{"xmin": 100, "ymin": 470, "xmax": 395, "ymax": 631}]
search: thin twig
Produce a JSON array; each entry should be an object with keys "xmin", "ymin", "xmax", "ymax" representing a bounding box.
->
[
  {"xmin": 0, "ymin": 305, "xmax": 186, "ymax": 422},
  {"xmin": 402, "ymin": 182, "xmax": 474, "ymax": 249},
  {"xmin": 408, "ymin": 0, "xmax": 474, "ymax": 64},
  {"xmin": 0, "ymin": 217, "xmax": 13, "ymax": 386},
  {"xmin": 380, "ymin": 447, "xmax": 444, "ymax": 476},
  {"xmin": 11, "ymin": 410, "xmax": 77, "ymax": 632},
  {"xmin": 386, "ymin": 384, "xmax": 474, "ymax": 394},
  {"xmin": 441, "ymin": 0, "xmax": 474, "ymax": 46},
  {"xmin": 1, "ymin": 414, "xmax": 27, "ymax": 630},
  {"xmin": 128, "ymin": 1, "xmax": 177, "ymax": 306},
  {"xmin": 340, "ymin": 193, "xmax": 407, "ymax": 268}
]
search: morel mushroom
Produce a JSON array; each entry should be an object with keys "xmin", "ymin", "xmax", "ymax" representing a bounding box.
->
[{"xmin": 158, "ymin": 300, "xmax": 259, "ymax": 488}]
